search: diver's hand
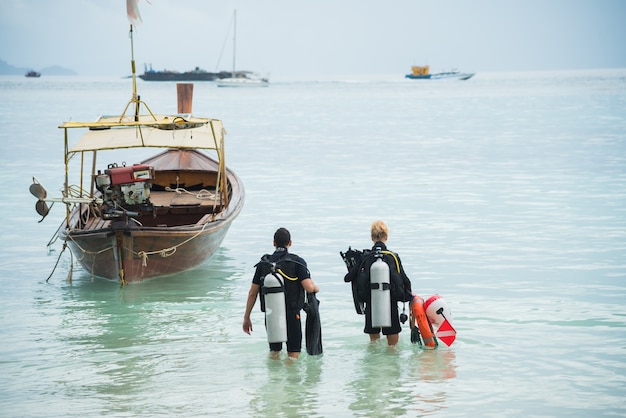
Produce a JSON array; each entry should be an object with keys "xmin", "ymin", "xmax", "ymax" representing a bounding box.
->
[{"xmin": 242, "ymin": 317, "xmax": 253, "ymax": 335}]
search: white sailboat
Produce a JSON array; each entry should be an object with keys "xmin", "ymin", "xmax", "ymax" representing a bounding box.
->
[{"xmin": 217, "ymin": 10, "xmax": 269, "ymax": 88}]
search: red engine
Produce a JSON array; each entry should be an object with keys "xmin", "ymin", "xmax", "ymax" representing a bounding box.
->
[
  {"xmin": 94, "ymin": 163, "xmax": 154, "ymax": 213},
  {"xmin": 107, "ymin": 164, "xmax": 153, "ymax": 185}
]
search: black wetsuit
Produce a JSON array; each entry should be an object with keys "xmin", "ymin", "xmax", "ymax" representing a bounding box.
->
[
  {"xmin": 253, "ymin": 247, "xmax": 309, "ymax": 353},
  {"xmin": 344, "ymin": 241, "xmax": 412, "ymax": 335}
]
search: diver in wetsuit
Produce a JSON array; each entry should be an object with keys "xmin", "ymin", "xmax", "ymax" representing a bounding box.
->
[
  {"xmin": 344, "ymin": 220, "xmax": 413, "ymax": 346},
  {"xmin": 243, "ymin": 227, "xmax": 320, "ymax": 359}
]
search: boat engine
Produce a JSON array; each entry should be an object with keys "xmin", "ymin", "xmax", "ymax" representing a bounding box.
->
[{"xmin": 94, "ymin": 163, "xmax": 154, "ymax": 217}]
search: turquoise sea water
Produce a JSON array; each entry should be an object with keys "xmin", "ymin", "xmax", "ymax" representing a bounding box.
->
[{"xmin": 1, "ymin": 69, "xmax": 625, "ymax": 417}]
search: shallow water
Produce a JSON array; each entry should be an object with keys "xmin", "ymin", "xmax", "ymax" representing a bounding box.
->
[{"xmin": 1, "ymin": 69, "xmax": 625, "ymax": 417}]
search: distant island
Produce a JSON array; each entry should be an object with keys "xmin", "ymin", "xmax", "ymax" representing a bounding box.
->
[{"xmin": 0, "ymin": 59, "xmax": 77, "ymax": 76}]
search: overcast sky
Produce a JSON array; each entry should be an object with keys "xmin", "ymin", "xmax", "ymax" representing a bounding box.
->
[{"xmin": 1, "ymin": 0, "xmax": 625, "ymax": 78}]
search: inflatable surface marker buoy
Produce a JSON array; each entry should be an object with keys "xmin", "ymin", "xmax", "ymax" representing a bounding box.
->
[
  {"xmin": 423, "ymin": 295, "xmax": 452, "ymax": 326},
  {"xmin": 410, "ymin": 294, "xmax": 437, "ymax": 348},
  {"xmin": 262, "ymin": 274, "xmax": 287, "ymax": 343},
  {"xmin": 424, "ymin": 295, "xmax": 456, "ymax": 347},
  {"xmin": 370, "ymin": 257, "xmax": 391, "ymax": 328}
]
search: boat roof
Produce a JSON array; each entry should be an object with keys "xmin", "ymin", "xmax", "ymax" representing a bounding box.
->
[
  {"xmin": 60, "ymin": 115, "xmax": 225, "ymax": 153},
  {"xmin": 141, "ymin": 149, "xmax": 220, "ymax": 171}
]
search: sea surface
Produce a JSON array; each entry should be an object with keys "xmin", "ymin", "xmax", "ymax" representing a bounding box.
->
[{"xmin": 1, "ymin": 69, "xmax": 625, "ymax": 417}]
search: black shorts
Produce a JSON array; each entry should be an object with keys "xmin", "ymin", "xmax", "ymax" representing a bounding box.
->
[
  {"xmin": 364, "ymin": 302, "xmax": 402, "ymax": 335},
  {"xmin": 269, "ymin": 309, "xmax": 302, "ymax": 353}
]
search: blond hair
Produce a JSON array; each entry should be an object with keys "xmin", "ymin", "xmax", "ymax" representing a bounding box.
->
[{"xmin": 370, "ymin": 220, "xmax": 389, "ymax": 242}]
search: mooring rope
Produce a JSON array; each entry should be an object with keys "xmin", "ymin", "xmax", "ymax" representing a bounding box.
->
[
  {"xmin": 134, "ymin": 222, "xmax": 210, "ymax": 266},
  {"xmin": 66, "ymin": 234, "xmax": 114, "ymax": 257},
  {"xmin": 54, "ymin": 210, "xmax": 213, "ymax": 277}
]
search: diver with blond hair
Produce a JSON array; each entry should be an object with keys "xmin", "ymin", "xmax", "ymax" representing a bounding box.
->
[{"xmin": 343, "ymin": 220, "xmax": 413, "ymax": 345}]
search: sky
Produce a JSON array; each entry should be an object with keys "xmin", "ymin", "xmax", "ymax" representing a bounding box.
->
[{"xmin": 1, "ymin": 0, "xmax": 625, "ymax": 78}]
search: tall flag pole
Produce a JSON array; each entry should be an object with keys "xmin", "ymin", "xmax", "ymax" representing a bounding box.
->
[{"xmin": 126, "ymin": 0, "xmax": 142, "ymax": 120}]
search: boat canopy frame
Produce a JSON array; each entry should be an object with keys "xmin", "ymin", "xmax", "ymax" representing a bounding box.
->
[
  {"xmin": 59, "ymin": 113, "xmax": 228, "ymax": 228},
  {"xmin": 56, "ymin": 23, "xmax": 230, "ymax": 228}
]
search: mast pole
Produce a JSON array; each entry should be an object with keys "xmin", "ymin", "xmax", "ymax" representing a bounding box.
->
[
  {"xmin": 232, "ymin": 10, "xmax": 237, "ymax": 78},
  {"xmin": 129, "ymin": 24, "xmax": 139, "ymax": 121}
]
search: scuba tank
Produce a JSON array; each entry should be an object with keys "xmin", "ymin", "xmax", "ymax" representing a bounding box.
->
[
  {"xmin": 261, "ymin": 273, "xmax": 288, "ymax": 343},
  {"xmin": 370, "ymin": 256, "xmax": 392, "ymax": 328}
]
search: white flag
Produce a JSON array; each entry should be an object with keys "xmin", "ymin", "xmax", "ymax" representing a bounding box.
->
[{"xmin": 127, "ymin": 0, "xmax": 142, "ymax": 25}]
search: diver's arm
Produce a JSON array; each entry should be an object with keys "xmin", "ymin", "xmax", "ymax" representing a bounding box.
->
[
  {"xmin": 242, "ymin": 283, "xmax": 260, "ymax": 334},
  {"xmin": 301, "ymin": 278, "xmax": 319, "ymax": 293},
  {"xmin": 397, "ymin": 256, "xmax": 413, "ymax": 300}
]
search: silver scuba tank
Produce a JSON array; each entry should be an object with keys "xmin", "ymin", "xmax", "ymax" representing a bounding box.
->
[
  {"xmin": 370, "ymin": 257, "xmax": 392, "ymax": 328},
  {"xmin": 262, "ymin": 274, "xmax": 288, "ymax": 343}
]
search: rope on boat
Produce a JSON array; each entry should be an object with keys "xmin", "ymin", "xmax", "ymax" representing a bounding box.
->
[
  {"xmin": 66, "ymin": 234, "xmax": 115, "ymax": 257},
  {"xmin": 135, "ymin": 222, "xmax": 210, "ymax": 266},
  {"xmin": 56, "ymin": 199, "xmax": 214, "ymax": 274},
  {"xmin": 164, "ymin": 186, "xmax": 217, "ymax": 200},
  {"xmin": 45, "ymin": 242, "xmax": 68, "ymax": 283},
  {"xmin": 67, "ymin": 250, "xmax": 73, "ymax": 283},
  {"xmin": 45, "ymin": 241, "xmax": 72, "ymax": 283},
  {"xmin": 64, "ymin": 223, "xmax": 209, "ymax": 272}
]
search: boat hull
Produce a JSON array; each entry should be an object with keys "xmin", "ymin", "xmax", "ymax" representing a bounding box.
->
[
  {"xmin": 139, "ymin": 72, "xmax": 220, "ymax": 82},
  {"xmin": 216, "ymin": 77, "xmax": 269, "ymax": 87},
  {"xmin": 405, "ymin": 72, "xmax": 474, "ymax": 80},
  {"xmin": 61, "ymin": 218, "xmax": 234, "ymax": 282},
  {"xmin": 57, "ymin": 149, "xmax": 244, "ymax": 283}
]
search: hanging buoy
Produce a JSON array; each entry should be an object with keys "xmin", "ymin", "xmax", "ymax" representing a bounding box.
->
[
  {"xmin": 410, "ymin": 294, "xmax": 437, "ymax": 348},
  {"xmin": 423, "ymin": 295, "xmax": 453, "ymax": 326},
  {"xmin": 424, "ymin": 295, "xmax": 456, "ymax": 347}
]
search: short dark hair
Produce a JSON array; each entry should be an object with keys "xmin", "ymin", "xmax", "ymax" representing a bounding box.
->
[{"xmin": 274, "ymin": 227, "xmax": 291, "ymax": 248}]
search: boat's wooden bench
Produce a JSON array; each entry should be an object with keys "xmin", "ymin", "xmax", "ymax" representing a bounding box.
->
[
  {"xmin": 84, "ymin": 217, "xmax": 111, "ymax": 230},
  {"xmin": 149, "ymin": 190, "xmax": 224, "ymax": 213}
]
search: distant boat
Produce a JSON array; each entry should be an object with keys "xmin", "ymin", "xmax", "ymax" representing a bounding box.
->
[
  {"xmin": 25, "ymin": 70, "xmax": 41, "ymax": 78},
  {"xmin": 405, "ymin": 65, "xmax": 474, "ymax": 80},
  {"xmin": 217, "ymin": 10, "xmax": 269, "ymax": 88},
  {"xmin": 139, "ymin": 64, "xmax": 231, "ymax": 82},
  {"xmin": 216, "ymin": 72, "xmax": 269, "ymax": 88}
]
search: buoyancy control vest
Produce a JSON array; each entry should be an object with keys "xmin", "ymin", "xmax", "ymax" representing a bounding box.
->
[
  {"xmin": 353, "ymin": 248, "xmax": 405, "ymax": 302},
  {"xmin": 343, "ymin": 246, "xmax": 410, "ymax": 325},
  {"xmin": 257, "ymin": 252, "xmax": 309, "ymax": 342}
]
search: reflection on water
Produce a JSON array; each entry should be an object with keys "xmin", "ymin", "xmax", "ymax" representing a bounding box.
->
[
  {"xmin": 404, "ymin": 349, "xmax": 457, "ymax": 416},
  {"xmin": 348, "ymin": 344, "xmax": 405, "ymax": 416},
  {"xmin": 348, "ymin": 342, "xmax": 457, "ymax": 416},
  {"xmin": 409, "ymin": 348, "xmax": 457, "ymax": 382},
  {"xmin": 30, "ymin": 249, "xmax": 245, "ymax": 409},
  {"xmin": 248, "ymin": 356, "xmax": 324, "ymax": 417}
]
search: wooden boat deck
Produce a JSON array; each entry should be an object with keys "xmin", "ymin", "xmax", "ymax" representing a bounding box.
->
[
  {"xmin": 79, "ymin": 190, "xmax": 225, "ymax": 232},
  {"xmin": 149, "ymin": 190, "xmax": 223, "ymax": 208},
  {"xmin": 84, "ymin": 217, "xmax": 112, "ymax": 230}
]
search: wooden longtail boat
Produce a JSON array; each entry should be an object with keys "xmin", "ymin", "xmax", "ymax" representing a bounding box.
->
[
  {"xmin": 29, "ymin": 25, "xmax": 244, "ymax": 284},
  {"xmin": 31, "ymin": 113, "xmax": 244, "ymax": 283}
]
